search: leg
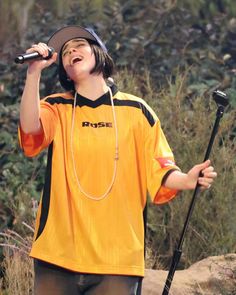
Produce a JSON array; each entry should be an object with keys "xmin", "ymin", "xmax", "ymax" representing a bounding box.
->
[
  {"xmin": 34, "ymin": 259, "xmax": 80, "ymax": 295},
  {"xmin": 84, "ymin": 274, "xmax": 142, "ymax": 295}
]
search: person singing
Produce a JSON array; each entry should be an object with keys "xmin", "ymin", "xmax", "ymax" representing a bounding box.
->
[{"xmin": 18, "ymin": 25, "xmax": 217, "ymax": 295}]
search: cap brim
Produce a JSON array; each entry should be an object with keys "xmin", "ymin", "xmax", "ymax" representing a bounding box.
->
[{"xmin": 47, "ymin": 26, "xmax": 97, "ymax": 63}]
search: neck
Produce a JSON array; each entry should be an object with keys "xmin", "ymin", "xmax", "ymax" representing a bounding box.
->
[{"xmin": 74, "ymin": 75, "xmax": 109, "ymax": 101}]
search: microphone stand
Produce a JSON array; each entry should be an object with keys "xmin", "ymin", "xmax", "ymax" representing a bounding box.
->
[{"xmin": 162, "ymin": 90, "xmax": 229, "ymax": 295}]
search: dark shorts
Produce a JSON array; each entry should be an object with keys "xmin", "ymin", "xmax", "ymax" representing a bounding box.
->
[{"xmin": 34, "ymin": 259, "xmax": 143, "ymax": 295}]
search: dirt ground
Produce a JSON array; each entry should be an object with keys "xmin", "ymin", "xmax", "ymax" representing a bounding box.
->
[{"xmin": 142, "ymin": 254, "xmax": 236, "ymax": 295}]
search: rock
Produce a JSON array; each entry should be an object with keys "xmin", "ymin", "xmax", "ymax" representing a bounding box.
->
[{"xmin": 142, "ymin": 253, "xmax": 236, "ymax": 295}]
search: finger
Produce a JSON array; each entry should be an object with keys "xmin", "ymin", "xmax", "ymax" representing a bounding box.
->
[
  {"xmin": 202, "ymin": 171, "xmax": 217, "ymax": 178},
  {"xmin": 30, "ymin": 43, "xmax": 50, "ymax": 57},
  {"xmin": 200, "ymin": 183, "xmax": 212, "ymax": 190},
  {"xmin": 198, "ymin": 178, "xmax": 214, "ymax": 189},
  {"xmin": 38, "ymin": 42, "xmax": 51, "ymax": 57},
  {"xmin": 202, "ymin": 166, "xmax": 214, "ymax": 173},
  {"xmin": 27, "ymin": 44, "xmax": 45, "ymax": 56},
  {"xmin": 38, "ymin": 42, "xmax": 48, "ymax": 49},
  {"xmin": 26, "ymin": 47, "xmax": 38, "ymax": 54},
  {"xmin": 199, "ymin": 177, "xmax": 214, "ymax": 184}
]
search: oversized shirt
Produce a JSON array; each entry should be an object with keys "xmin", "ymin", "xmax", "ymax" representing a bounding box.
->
[{"xmin": 18, "ymin": 86, "xmax": 179, "ymax": 277}]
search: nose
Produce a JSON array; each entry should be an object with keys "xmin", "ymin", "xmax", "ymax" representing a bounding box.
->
[{"xmin": 68, "ymin": 47, "xmax": 77, "ymax": 54}]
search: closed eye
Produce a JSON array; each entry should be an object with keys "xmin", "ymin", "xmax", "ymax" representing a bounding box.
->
[{"xmin": 62, "ymin": 39, "xmax": 89, "ymax": 56}]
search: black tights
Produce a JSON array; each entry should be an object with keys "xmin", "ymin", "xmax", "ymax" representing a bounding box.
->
[{"xmin": 34, "ymin": 260, "xmax": 143, "ymax": 295}]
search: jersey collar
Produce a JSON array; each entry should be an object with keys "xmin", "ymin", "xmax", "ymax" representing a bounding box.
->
[{"xmin": 74, "ymin": 84, "xmax": 118, "ymax": 108}]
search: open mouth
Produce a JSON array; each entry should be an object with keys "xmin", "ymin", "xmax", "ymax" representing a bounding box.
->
[{"xmin": 71, "ymin": 57, "xmax": 82, "ymax": 65}]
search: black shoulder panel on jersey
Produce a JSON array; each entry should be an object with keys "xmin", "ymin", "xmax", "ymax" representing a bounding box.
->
[
  {"xmin": 113, "ymin": 99, "xmax": 155, "ymax": 127},
  {"xmin": 45, "ymin": 96, "xmax": 74, "ymax": 105}
]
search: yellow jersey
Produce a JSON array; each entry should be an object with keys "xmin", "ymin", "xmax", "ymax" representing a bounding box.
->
[{"xmin": 18, "ymin": 86, "xmax": 179, "ymax": 276}]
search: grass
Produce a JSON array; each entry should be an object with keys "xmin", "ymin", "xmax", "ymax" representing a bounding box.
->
[{"xmin": 0, "ymin": 224, "xmax": 34, "ymax": 295}]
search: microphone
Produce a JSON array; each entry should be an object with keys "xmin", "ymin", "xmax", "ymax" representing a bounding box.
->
[{"xmin": 14, "ymin": 47, "xmax": 55, "ymax": 64}]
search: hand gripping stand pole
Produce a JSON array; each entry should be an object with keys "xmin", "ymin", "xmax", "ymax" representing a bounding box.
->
[{"xmin": 162, "ymin": 90, "xmax": 229, "ymax": 295}]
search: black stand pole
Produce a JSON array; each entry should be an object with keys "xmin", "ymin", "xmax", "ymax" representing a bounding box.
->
[{"xmin": 162, "ymin": 90, "xmax": 229, "ymax": 295}]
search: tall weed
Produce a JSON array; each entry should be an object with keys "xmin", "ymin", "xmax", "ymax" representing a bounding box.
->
[{"xmin": 0, "ymin": 225, "xmax": 34, "ymax": 295}]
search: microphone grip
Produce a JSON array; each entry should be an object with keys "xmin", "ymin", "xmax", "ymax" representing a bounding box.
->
[{"xmin": 15, "ymin": 47, "xmax": 55, "ymax": 64}]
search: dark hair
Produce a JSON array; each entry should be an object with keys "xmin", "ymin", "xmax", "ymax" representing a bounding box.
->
[{"xmin": 58, "ymin": 40, "xmax": 115, "ymax": 91}]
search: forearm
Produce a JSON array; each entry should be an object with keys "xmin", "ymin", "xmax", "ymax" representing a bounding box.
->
[
  {"xmin": 163, "ymin": 160, "xmax": 217, "ymax": 191},
  {"xmin": 20, "ymin": 70, "xmax": 42, "ymax": 134},
  {"xmin": 163, "ymin": 170, "xmax": 193, "ymax": 191}
]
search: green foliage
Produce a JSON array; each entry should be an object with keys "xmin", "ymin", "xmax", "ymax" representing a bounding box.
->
[
  {"xmin": 178, "ymin": 0, "xmax": 236, "ymax": 18},
  {"xmin": 0, "ymin": 0, "xmax": 236, "ymax": 283},
  {"xmin": 0, "ymin": 102, "xmax": 46, "ymax": 230}
]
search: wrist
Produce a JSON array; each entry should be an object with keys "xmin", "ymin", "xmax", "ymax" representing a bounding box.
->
[
  {"xmin": 164, "ymin": 170, "xmax": 189, "ymax": 190},
  {"xmin": 27, "ymin": 66, "xmax": 42, "ymax": 77}
]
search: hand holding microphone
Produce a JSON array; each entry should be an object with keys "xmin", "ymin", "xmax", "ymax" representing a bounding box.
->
[{"xmin": 15, "ymin": 42, "xmax": 56, "ymax": 65}]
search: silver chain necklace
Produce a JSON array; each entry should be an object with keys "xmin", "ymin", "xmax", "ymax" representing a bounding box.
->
[{"xmin": 70, "ymin": 88, "xmax": 119, "ymax": 201}]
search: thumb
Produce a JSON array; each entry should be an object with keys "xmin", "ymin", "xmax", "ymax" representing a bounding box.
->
[
  {"xmin": 42, "ymin": 52, "xmax": 57, "ymax": 68},
  {"xmin": 47, "ymin": 52, "xmax": 57, "ymax": 64},
  {"xmin": 195, "ymin": 159, "xmax": 211, "ymax": 173}
]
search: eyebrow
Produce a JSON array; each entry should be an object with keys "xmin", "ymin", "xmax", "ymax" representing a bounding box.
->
[{"xmin": 62, "ymin": 38, "xmax": 88, "ymax": 53}]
